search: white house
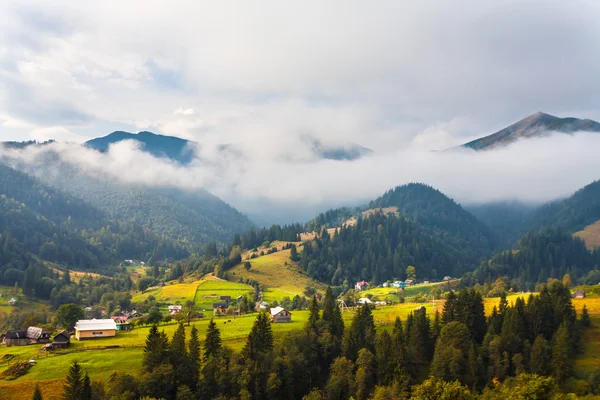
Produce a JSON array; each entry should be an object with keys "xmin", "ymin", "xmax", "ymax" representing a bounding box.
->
[
  {"xmin": 357, "ymin": 297, "xmax": 372, "ymax": 305},
  {"xmin": 355, "ymin": 281, "xmax": 369, "ymax": 291},
  {"xmin": 168, "ymin": 305, "xmax": 183, "ymax": 315},
  {"xmin": 74, "ymin": 319, "xmax": 117, "ymax": 340}
]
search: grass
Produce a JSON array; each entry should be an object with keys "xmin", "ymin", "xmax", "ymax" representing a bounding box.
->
[
  {"xmin": 194, "ymin": 279, "xmax": 254, "ymax": 313},
  {"xmin": 131, "ymin": 279, "xmax": 203, "ymax": 304},
  {"xmin": 360, "ymin": 281, "xmax": 455, "ymax": 302},
  {"xmin": 574, "ymin": 220, "xmax": 600, "ymax": 250},
  {"xmin": 228, "ymin": 248, "xmax": 326, "ymax": 301},
  {"xmin": 574, "ymin": 315, "xmax": 600, "ymax": 378}
]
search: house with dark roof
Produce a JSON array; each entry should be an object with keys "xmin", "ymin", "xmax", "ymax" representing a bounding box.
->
[
  {"xmin": 213, "ymin": 303, "xmax": 229, "ymax": 314},
  {"xmin": 3, "ymin": 327, "xmax": 50, "ymax": 346},
  {"xmin": 51, "ymin": 331, "xmax": 71, "ymax": 349},
  {"xmin": 220, "ymin": 296, "xmax": 231, "ymax": 302},
  {"xmin": 572, "ymin": 290, "xmax": 586, "ymax": 299}
]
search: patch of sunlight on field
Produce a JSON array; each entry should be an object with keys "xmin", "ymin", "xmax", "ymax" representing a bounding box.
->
[
  {"xmin": 194, "ymin": 279, "xmax": 254, "ymax": 312},
  {"xmin": 228, "ymin": 249, "xmax": 325, "ymax": 297}
]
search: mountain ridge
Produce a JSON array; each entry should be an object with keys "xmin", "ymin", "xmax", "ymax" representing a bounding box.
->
[{"xmin": 462, "ymin": 111, "xmax": 600, "ymax": 150}]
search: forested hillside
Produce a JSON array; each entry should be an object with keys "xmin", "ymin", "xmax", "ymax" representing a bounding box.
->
[
  {"xmin": 369, "ymin": 183, "xmax": 496, "ymax": 255},
  {"xmin": 467, "ymin": 202, "xmax": 536, "ymax": 250},
  {"xmin": 300, "ymin": 212, "xmax": 477, "ymax": 285},
  {"xmin": 0, "ymin": 163, "xmax": 189, "ymax": 274},
  {"xmin": 523, "ymin": 180, "xmax": 600, "ymax": 234},
  {"xmin": 464, "ymin": 228, "xmax": 600, "ymax": 290}
]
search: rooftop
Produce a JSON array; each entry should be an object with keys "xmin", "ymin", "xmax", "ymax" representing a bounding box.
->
[{"xmin": 75, "ymin": 319, "xmax": 117, "ymax": 331}]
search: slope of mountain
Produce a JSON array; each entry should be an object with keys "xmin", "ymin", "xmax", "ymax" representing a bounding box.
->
[
  {"xmin": 463, "ymin": 112, "xmax": 600, "ymax": 150},
  {"xmin": 466, "ymin": 201, "xmax": 536, "ymax": 250},
  {"xmin": 368, "ymin": 183, "xmax": 496, "ymax": 255},
  {"xmin": 0, "ymin": 163, "xmax": 189, "ymax": 273},
  {"xmin": 85, "ymin": 131, "xmax": 196, "ymax": 164},
  {"xmin": 522, "ymin": 180, "xmax": 600, "ymax": 245},
  {"xmin": 304, "ymin": 136, "xmax": 373, "ymax": 161}
]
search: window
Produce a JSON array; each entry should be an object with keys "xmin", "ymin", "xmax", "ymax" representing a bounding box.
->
[{"xmin": 92, "ymin": 331, "xmax": 103, "ymax": 336}]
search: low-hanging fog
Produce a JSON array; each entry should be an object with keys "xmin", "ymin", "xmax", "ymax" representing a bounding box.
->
[{"xmin": 1, "ymin": 131, "xmax": 599, "ymax": 225}]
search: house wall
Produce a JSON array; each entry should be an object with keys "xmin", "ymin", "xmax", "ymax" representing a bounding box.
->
[
  {"xmin": 3, "ymin": 338, "xmax": 30, "ymax": 346},
  {"xmin": 75, "ymin": 329, "xmax": 116, "ymax": 340},
  {"xmin": 271, "ymin": 311, "xmax": 291, "ymax": 323}
]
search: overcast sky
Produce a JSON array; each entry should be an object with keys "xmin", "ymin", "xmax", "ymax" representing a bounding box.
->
[
  {"xmin": 2, "ymin": 1, "xmax": 600, "ymax": 224},
  {"xmin": 1, "ymin": 1, "xmax": 600, "ymax": 151}
]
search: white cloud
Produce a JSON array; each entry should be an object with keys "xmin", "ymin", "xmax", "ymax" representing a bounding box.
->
[{"xmin": 174, "ymin": 107, "xmax": 195, "ymax": 116}]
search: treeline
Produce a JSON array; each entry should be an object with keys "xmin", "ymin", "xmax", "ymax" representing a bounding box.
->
[
  {"xmin": 299, "ymin": 212, "xmax": 477, "ymax": 285},
  {"xmin": 230, "ymin": 223, "xmax": 305, "ymax": 252},
  {"xmin": 47, "ymin": 283, "xmax": 596, "ymax": 400},
  {"xmin": 465, "ymin": 228, "xmax": 600, "ymax": 290}
]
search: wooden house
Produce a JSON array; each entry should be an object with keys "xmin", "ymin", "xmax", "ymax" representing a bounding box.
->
[
  {"xmin": 74, "ymin": 319, "xmax": 117, "ymax": 340},
  {"xmin": 51, "ymin": 331, "xmax": 71, "ymax": 349},
  {"xmin": 572, "ymin": 290, "xmax": 586, "ymax": 299},
  {"xmin": 269, "ymin": 306, "xmax": 292, "ymax": 323},
  {"xmin": 213, "ymin": 303, "xmax": 228, "ymax": 314},
  {"xmin": 3, "ymin": 327, "xmax": 50, "ymax": 346}
]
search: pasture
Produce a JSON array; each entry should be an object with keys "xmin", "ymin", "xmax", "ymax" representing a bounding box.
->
[
  {"xmin": 359, "ymin": 281, "xmax": 455, "ymax": 303},
  {"xmin": 193, "ymin": 279, "xmax": 254, "ymax": 312},
  {"xmin": 228, "ymin": 248, "xmax": 326, "ymax": 301}
]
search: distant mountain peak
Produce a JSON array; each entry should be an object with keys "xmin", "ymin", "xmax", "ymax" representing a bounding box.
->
[
  {"xmin": 85, "ymin": 131, "xmax": 196, "ymax": 164},
  {"xmin": 462, "ymin": 112, "xmax": 600, "ymax": 150}
]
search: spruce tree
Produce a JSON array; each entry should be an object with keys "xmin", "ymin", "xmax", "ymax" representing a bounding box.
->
[
  {"xmin": 170, "ymin": 322, "xmax": 188, "ymax": 385},
  {"xmin": 62, "ymin": 361, "xmax": 83, "ymax": 400},
  {"xmin": 143, "ymin": 324, "xmax": 170, "ymax": 372},
  {"xmin": 82, "ymin": 373, "xmax": 92, "ymax": 400},
  {"xmin": 530, "ymin": 335, "xmax": 551, "ymax": 376},
  {"xmin": 442, "ymin": 291, "xmax": 458, "ymax": 324},
  {"xmin": 551, "ymin": 323, "xmax": 572, "ymax": 383},
  {"xmin": 188, "ymin": 324, "xmax": 201, "ymax": 390},
  {"xmin": 243, "ymin": 312, "xmax": 273, "ymax": 360},
  {"xmin": 307, "ymin": 295, "xmax": 320, "ymax": 331},
  {"xmin": 32, "ymin": 384, "xmax": 43, "ymax": 400},
  {"xmin": 204, "ymin": 319, "xmax": 222, "ymax": 360},
  {"xmin": 580, "ymin": 304, "xmax": 592, "ymax": 328},
  {"xmin": 355, "ymin": 348, "xmax": 376, "ymax": 400}
]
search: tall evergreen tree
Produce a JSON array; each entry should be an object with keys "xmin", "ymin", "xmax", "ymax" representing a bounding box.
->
[
  {"xmin": 62, "ymin": 361, "xmax": 83, "ymax": 400},
  {"xmin": 32, "ymin": 384, "xmax": 43, "ymax": 400},
  {"xmin": 243, "ymin": 313, "xmax": 274, "ymax": 361},
  {"xmin": 188, "ymin": 324, "xmax": 201, "ymax": 390},
  {"xmin": 307, "ymin": 295, "xmax": 320, "ymax": 331},
  {"xmin": 82, "ymin": 373, "xmax": 92, "ymax": 400},
  {"xmin": 143, "ymin": 325, "xmax": 170, "ymax": 372},
  {"xmin": 204, "ymin": 319, "xmax": 222, "ymax": 360},
  {"xmin": 170, "ymin": 322, "xmax": 188, "ymax": 386},
  {"xmin": 355, "ymin": 348, "xmax": 376, "ymax": 400},
  {"xmin": 530, "ymin": 335, "xmax": 550, "ymax": 376},
  {"xmin": 551, "ymin": 323, "xmax": 572, "ymax": 383},
  {"xmin": 580, "ymin": 304, "xmax": 592, "ymax": 328},
  {"xmin": 322, "ymin": 287, "xmax": 344, "ymax": 340},
  {"xmin": 342, "ymin": 304, "xmax": 376, "ymax": 361},
  {"xmin": 442, "ymin": 291, "xmax": 458, "ymax": 324}
]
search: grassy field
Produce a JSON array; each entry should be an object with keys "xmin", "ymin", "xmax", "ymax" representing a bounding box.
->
[
  {"xmin": 229, "ymin": 248, "xmax": 326, "ymax": 302},
  {"xmin": 194, "ymin": 279, "xmax": 254, "ymax": 312},
  {"xmin": 359, "ymin": 281, "xmax": 456, "ymax": 303},
  {"xmin": 131, "ymin": 279, "xmax": 202, "ymax": 304},
  {"xmin": 574, "ymin": 219, "xmax": 600, "ymax": 250}
]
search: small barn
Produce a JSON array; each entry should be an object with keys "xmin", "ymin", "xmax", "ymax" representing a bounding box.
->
[
  {"xmin": 8, "ymin": 298, "xmax": 16, "ymax": 305},
  {"xmin": 52, "ymin": 331, "xmax": 71, "ymax": 349},
  {"xmin": 116, "ymin": 323, "xmax": 132, "ymax": 332},
  {"xmin": 404, "ymin": 279, "xmax": 415, "ymax": 286},
  {"xmin": 269, "ymin": 306, "xmax": 292, "ymax": 323},
  {"xmin": 220, "ymin": 296, "xmax": 231, "ymax": 303},
  {"xmin": 572, "ymin": 290, "xmax": 586, "ymax": 299},
  {"xmin": 357, "ymin": 297, "xmax": 372, "ymax": 305},
  {"xmin": 3, "ymin": 330, "xmax": 29, "ymax": 346},
  {"xmin": 168, "ymin": 305, "xmax": 183, "ymax": 315}
]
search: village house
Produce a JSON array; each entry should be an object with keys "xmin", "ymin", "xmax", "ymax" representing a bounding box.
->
[
  {"xmin": 74, "ymin": 319, "xmax": 117, "ymax": 340},
  {"xmin": 258, "ymin": 301, "xmax": 269, "ymax": 311},
  {"xmin": 220, "ymin": 296, "xmax": 231, "ymax": 302},
  {"xmin": 8, "ymin": 298, "xmax": 16, "ymax": 305},
  {"xmin": 43, "ymin": 331, "xmax": 71, "ymax": 350},
  {"xmin": 355, "ymin": 281, "xmax": 369, "ymax": 291},
  {"xmin": 404, "ymin": 279, "xmax": 415, "ymax": 286},
  {"xmin": 269, "ymin": 306, "xmax": 292, "ymax": 323},
  {"xmin": 572, "ymin": 290, "xmax": 586, "ymax": 299},
  {"xmin": 443, "ymin": 276, "xmax": 452, "ymax": 281},
  {"xmin": 3, "ymin": 327, "xmax": 50, "ymax": 346},
  {"xmin": 213, "ymin": 303, "xmax": 229, "ymax": 314},
  {"xmin": 357, "ymin": 297, "xmax": 372, "ymax": 305},
  {"xmin": 168, "ymin": 305, "xmax": 183, "ymax": 315}
]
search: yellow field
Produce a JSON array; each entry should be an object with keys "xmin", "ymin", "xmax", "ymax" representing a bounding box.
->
[
  {"xmin": 574, "ymin": 219, "xmax": 600, "ymax": 250},
  {"xmin": 229, "ymin": 248, "xmax": 326, "ymax": 301}
]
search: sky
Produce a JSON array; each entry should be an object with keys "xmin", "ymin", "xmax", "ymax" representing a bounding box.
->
[{"xmin": 1, "ymin": 1, "xmax": 600, "ymax": 223}]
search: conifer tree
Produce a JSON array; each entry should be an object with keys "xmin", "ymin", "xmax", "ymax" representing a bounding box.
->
[
  {"xmin": 32, "ymin": 384, "xmax": 43, "ymax": 400},
  {"xmin": 62, "ymin": 361, "xmax": 83, "ymax": 400},
  {"xmin": 322, "ymin": 287, "xmax": 344, "ymax": 340},
  {"xmin": 355, "ymin": 348, "xmax": 376, "ymax": 400},
  {"xmin": 243, "ymin": 313, "xmax": 273, "ymax": 361},
  {"xmin": 551, "ymin": 323, "xmax": 572, "ymax": 383},
  {"xmin": 442, "ymin": 291, "xmax": 458, "ymax": 324},
  {"xmin": 170, "ymin": 322, "xmax": 188, "ymax": 385},
  {"xmin": 530, "ymin": 335, "xmax": 551, "ymax": 376},
  {"xmin": 307, "ymin": 295, "xmax": 320, "ymax": 331},
  {"xmin": 342, "ymin": 304, "xmax": 376, "ymax": 361},
  {"xmin": 143, "ymin": 325, "xmax": 170, "ymax": 372},
  {"xmin": 580, "ymin": 304, "xmax": 592, "ymax": 328},
  {"xmin": 188, "ymin": 324, "xmax": 201, "ymax": 390},
  {"xmin": 82, "ymin": 373, "xmax": 92, "ymax": 400},
  {"xmin": 204, "ymin": 319, "xmax": 222, "ymax": 360}
]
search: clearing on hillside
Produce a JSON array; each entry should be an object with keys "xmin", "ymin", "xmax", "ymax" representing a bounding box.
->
[
  {"xmin": 194, "ymin": 279, "xmax": 255, "ymax": 312},
  {"xmin": 131, "ymin": 279, "xmax": 202, "ymax": 304},
  {"xmin": 229, "ymin": 248, "xmax": 326, "ymax": 302},
  {"xmin": 574, "ymin": 219, "xmax": 600, "ymax": 250}
]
